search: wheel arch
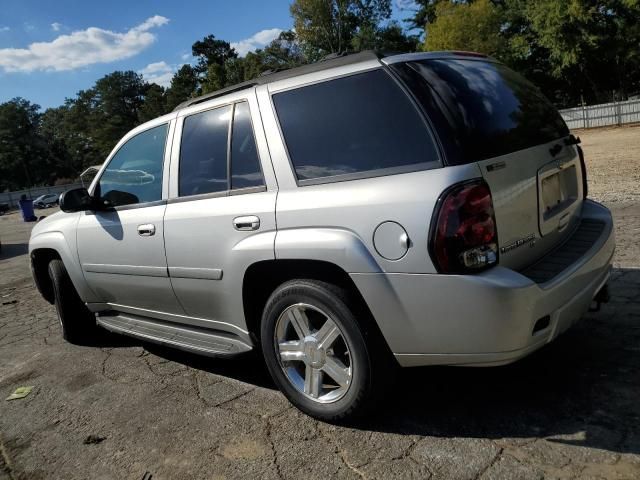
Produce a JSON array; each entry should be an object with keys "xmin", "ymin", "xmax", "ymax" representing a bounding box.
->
[
  {"xmin": 30, "ymin": 248, "xmax": 61, "ymax": 304},
  {"xmin": 29, "ymin": 231, "xmax": 99, "ymax": 304},
  {"xmin": 241, "ymin": 259, "xmax": 392, "ymax": 358}
]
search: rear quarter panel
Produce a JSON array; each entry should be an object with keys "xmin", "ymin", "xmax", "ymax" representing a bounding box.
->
[{"xmin": 274, "ymin": 165, "xmax": 483, "ymax": 273}]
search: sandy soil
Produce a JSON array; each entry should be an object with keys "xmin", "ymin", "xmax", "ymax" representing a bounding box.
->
[{"xmin": 578, "ymin": 125, "xmax": 640, "ymax": 203}]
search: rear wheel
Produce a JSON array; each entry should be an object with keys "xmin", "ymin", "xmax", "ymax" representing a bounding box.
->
[
  {"xmin": 261, "ymin": 279, "xmax": 390, "ymax": 421},
  {"xmin": 48, "ymin": 259, "xmax": 99, "ymax": 344}
]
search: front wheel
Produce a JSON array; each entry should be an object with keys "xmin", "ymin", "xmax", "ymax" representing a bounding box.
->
[
  {"xmin": 48, "ymin": 259, "xmax": 99, "ymax": 344},
  {"xmin": 261, "ymin": 279, "xmax": 388, "ymax": 421}
]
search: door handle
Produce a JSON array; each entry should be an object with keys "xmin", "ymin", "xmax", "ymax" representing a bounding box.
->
[
  {"xmin": 137, "ymin": 224, "xmax": 156, "ymax": 236},
  {"xmin": 233, "ymin": 216, "xmax": 260, "ymax": 231}
]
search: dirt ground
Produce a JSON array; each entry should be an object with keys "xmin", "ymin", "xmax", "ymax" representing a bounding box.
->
[{"xmin": 1, "ymin": 126, "xmax": 639, "ymax": 479}]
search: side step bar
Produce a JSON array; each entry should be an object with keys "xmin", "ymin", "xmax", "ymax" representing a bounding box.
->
[{"xmin": 96, "ymin": 313, "xmax": 252, "ymax": 357}]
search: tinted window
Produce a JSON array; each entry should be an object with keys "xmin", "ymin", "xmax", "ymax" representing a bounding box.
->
[
  {"xmin": 179, "ymin": 105, "xmax": 231, "ymax": 196},
  {"xmin": 97, "ymin": 124, "xmax": 167, "ymax": 207},
  {"xmin": 231, "ymin": 102, "xmax": 264, "ymax": 189},
  {"xmin": 273, "ymin": 69, "xmax": 438, "ymax": 182},
  {"xmin": 395, "ymin": 59, "xmax": 569, "ymax": 164}
]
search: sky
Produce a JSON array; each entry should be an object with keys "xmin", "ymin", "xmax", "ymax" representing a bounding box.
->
[{"xmin": 0, "ymin": 0, "xmax": 416, "ymax": 110}]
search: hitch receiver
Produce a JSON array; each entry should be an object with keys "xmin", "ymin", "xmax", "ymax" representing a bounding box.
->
[{"xmin": 589, "ymin": 284, "xmax": 610, "ymax": 313}]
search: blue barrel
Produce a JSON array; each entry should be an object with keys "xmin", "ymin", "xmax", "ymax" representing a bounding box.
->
[{"xmin": 19, "ymin": 198, "xmax": 36, "ymax": 222}]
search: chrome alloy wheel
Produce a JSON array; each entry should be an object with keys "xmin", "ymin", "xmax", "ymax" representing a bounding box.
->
[{"xmin": 274, "ymin": 303, "xmax": 352, "ymax": 403}]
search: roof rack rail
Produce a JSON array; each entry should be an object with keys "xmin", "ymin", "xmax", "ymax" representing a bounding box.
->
[
  {"xmin": 172, "ymin": 50, "xmax": 384, "ymax": 112},
  {"xmin": 173, "ymin": 81, "xmax": 259, "ymax": 111}
]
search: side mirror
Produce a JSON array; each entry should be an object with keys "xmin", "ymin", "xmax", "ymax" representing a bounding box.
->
[{"xmin": 59, "ymin": 188, "xmax": 95, "ymax": 213}]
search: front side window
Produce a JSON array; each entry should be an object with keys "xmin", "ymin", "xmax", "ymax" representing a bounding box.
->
[
  {"xmin": 179, "ymin": 105, "xmax": 231, "ymax": 197},
  {"xmin": 272, "ymin": 69, "xmax": 439, "ymax": 182},
  {"xmin": 97, "ymin": 124, "xmax": 168, "ymax": 207}
]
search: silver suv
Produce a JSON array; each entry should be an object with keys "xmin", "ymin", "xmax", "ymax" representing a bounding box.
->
[{"xmin": 29, "ymin": 51, "xmax": 615, "ymax": 421}]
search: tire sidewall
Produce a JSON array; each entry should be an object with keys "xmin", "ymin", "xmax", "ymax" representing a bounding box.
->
[
  {"xmin": 261, "ymin": 281, "xmax": 372, "ymax": 420},
  {"xmin": 48, "ymin": 259, "xmax": 94, "ymax": 342}
]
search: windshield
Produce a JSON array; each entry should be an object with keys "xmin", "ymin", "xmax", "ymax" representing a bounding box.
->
[{"xmin": 391, "ymin": 59, "xmax": 569, "ymax": 164}]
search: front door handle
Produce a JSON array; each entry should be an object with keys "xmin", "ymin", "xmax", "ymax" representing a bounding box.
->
[
  {"xmin": 233, "ymin": 216, "xmax": 260, "ymax": 231},
  {"xmin": 137, "ymin": 224, "xmax": 156, "ymax": 236}
]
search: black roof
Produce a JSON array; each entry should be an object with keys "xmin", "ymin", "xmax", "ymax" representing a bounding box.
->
[{"xmin": 173, "ymin": 51, "xmax": 383, "ymax": 111}]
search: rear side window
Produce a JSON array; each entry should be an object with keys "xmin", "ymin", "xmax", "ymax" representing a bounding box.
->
[
  {"xmin": 273, "ymin": 69, "xmax": 439, "ymax": 183},
  {"xmin": 393, "ymin": 59, "xmax": 569, "ymax": 164},
  {"xmin": 179, "ymin": 105, "xmax": 231, "ymax": 196},
  {"xmin": 231, "ymin": 102, "xmax": 263, "ymax": 189}
]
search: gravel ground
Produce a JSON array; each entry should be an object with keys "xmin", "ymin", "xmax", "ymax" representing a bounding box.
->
[{"xmin": 0, "ymin": 127, "xmax": 639, "ymax": 479}]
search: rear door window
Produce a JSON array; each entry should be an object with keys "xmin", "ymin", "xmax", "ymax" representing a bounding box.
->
[
  {"xmin": 393, "ymin": 59, "xmax": 569, "ymax": 164},
  {"xmin": 179, "ymin": 105, "xmax": 231, "ymax": 196},
  {"xmin": 272, "ymin": 69, "xmax": 439, "ymax": 183}
]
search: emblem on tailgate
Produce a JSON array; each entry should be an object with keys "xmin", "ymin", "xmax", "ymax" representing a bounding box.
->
[{"xmin": 500, "ymin": 233, "xmax": 536, "ymax": 254}]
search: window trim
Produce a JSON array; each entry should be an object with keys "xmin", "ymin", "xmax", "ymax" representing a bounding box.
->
[
  {"xmin": 269, "ymin": 67, "xmax": 442, "ymax": 188},
  {"xmin": 175, "ymin": 100, "xmax": 266, "ymax": 201},
  {"xmin": 90, "ymin": 121, "xmax": 171, "ymax": 211}
]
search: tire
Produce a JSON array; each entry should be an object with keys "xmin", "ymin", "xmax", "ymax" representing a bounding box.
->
[
  {"xmin": 261, "ymin": 279, "xmax": 391, "ymax": 422},
  {"xmin": 48, "ymin": 259, "xmax": 98, "ymax": 344}
]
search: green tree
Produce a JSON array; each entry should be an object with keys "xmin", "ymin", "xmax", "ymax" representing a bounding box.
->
[
  {"xmin": 0, "ymin": 98, "xmax": 46, "ymax": 190},
  {"xmin": 290, "ymin": 0, "xmax": 392, "ymax": 58},
  {"xmin": 138, "ymin": 83, "xmax": 168, "ymax": 123},
  {"xmin": 166, "ymin": 65, "xmax": 198, "ymax": 111},
  {"xmin": 404, "ymin": 0, "xmax": 442, "ymax": 31},
  {"xmin": 90, "ymin": 71, "xmax": 147, "ymax": 160},
  {"xmin": 521, "ymin": 0, "xmax": 640, "ymax": 102},
  {"xmin": 192, "ymin": 34, "xmax": 238, "ymax": 74},
  {"xmin": 423, "ymin": 0, "xmax": 506, "ymax": 56},
  {"xmin": 40, "ymin": 106, "xmax": 75, "ymax": 182},
  {"xmin": 352, "ymin": 21, "xmax": 419, "ymax": 52}
]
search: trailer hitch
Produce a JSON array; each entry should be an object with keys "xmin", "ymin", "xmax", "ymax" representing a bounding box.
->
[{"xmin": 589, "ymin": 284, "xmax": 610, "ymax": 313}]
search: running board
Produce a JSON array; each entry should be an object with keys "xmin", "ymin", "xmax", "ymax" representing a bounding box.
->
[{"xmin": 96, "ymin": 313, "xmax": 252, "ymax": 357}]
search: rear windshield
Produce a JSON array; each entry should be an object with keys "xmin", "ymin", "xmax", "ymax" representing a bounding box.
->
[{"xmin": 392, "ymin": 59, "xmax": 569, "ymax": 164}]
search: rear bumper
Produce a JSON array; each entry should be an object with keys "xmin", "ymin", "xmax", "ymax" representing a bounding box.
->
[{"xmin": 351, "ymin": 200, "xmax": 615, "ymax": 367}]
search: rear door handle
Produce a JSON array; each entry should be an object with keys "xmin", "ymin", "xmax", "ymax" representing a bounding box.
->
[
  {"xmin": 137, "ymin": 224, "xmax": 156, "ymax": 236},
  {"xmin": 233, "ymin": 216, "xmax": 260, "ymax": 231}
]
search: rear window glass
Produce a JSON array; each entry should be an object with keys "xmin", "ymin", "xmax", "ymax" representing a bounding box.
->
[
  {"xmin": 396, "ymin": 59, "xmax": 569, "ymax": 163},
  {"xmin": 272, "ymin": 69, "xmax": 439, "ymax": 182}
]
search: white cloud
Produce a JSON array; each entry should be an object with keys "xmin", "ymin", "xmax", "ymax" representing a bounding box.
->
[
  {"xmin": 24, "ymin": 22, "xmax": 36, "ymax": 32},
  {"xmin": 139, "ymin": 60, "xmax": 174, "ymax": 88},
  {"xmin": 0, "ymin": 15, "xmax": 169, "ymax": 73},
  {"xmin": 231, "ymin": 28, "xmax": 282, "ymax": 56},
  {"xmin": 51, "ymin": 22, "xmax": 63, "ymax": 32},
  {"xmin": 181, "ymin": 52, "xmax": 191, "ymax": 61},
  {"xmin": 396, "ymin": 0, "xmax": 418, "ymax": 9}
]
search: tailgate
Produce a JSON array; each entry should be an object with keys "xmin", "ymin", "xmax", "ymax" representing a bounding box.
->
[{"xmin": 478, "ymin": 139, "xmax": 585, "ymax": 271}]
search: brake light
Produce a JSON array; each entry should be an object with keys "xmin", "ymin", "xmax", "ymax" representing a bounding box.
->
[
  {"xmin": 577, "ymin": 145, "xmax": 588, "ymax": 198},
  {"xmin": 430, "ymin": 180, "xmax": 498, "ymax": 273}
]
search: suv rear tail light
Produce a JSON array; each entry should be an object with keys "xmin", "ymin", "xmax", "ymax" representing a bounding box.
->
[
  {"xmin": 430, "ymin": 180, "xmax": 498, "ymax": 273},
  {"xmin": 577, "ymin": 144, "xmax": 588, "ymax": 198}
]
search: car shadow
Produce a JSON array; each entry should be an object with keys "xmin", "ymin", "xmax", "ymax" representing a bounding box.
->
[
  {"xmin": 351, "ymin": 267, "xmax": 640, "ymax": 455},
  {"xmin": 96, "ymin": 267, "xmax": 639, "ymax": 455},
  {"xmin": 0, "ymin": 242, "xmax": 28, "ymax": 260}
]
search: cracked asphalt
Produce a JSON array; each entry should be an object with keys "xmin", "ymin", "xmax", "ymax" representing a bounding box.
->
[{"xmin": 1, "ymin": 126, "xmax": 640, "ymax": 479}]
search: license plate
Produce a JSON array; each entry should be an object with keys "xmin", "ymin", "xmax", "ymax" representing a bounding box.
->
[{"xmin": 541, "ymin": 164, "xmax": 578, "ymax": 221}]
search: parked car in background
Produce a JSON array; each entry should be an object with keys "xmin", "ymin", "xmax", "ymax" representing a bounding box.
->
[
  {"xmin": 33, "ymin": 194, "xmax": 60, "ymax": 209},
  {"xmin": 29, "ymin": 51, "xmax": 614, "ymax": 421}
]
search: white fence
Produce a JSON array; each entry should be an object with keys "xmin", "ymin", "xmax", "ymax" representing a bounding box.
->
[
  {"xmin": 560, "ymin": 99, "xmax": 640, "ymax": 129},
  {"xmin": 0, "ymin": 183, "xmax": 83, "ymax": 209}
]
